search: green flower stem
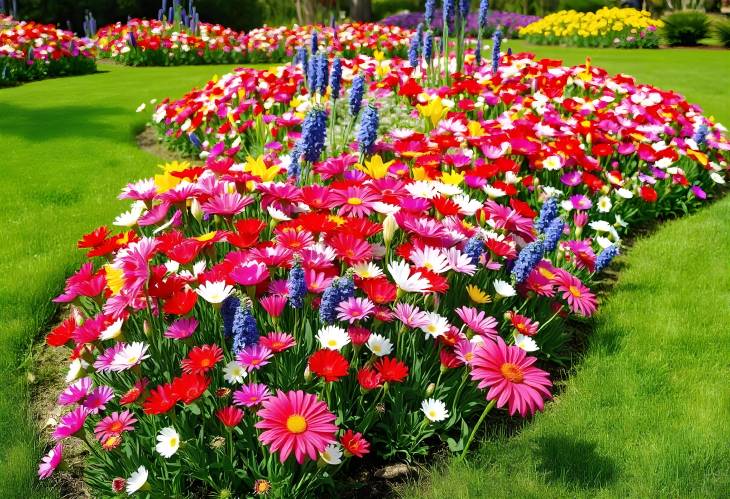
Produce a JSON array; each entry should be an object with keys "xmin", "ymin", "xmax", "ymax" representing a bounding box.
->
[{"xmin": 457, "ymin": 399, "xmax": 496, "ymax": 462}]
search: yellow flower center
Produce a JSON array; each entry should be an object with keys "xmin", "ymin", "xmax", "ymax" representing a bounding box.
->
[
  {"xmin": 200, "ymin": 358, "xmax": 211, "ymax": 367},
  {"xmin": 500, "ymin": 363, "xmax": 525, "ymax": 383},
  {"xmin": 347, "ymin": 197, "xmax": 363, "ymax": 206},
  {"xmin": 286, "ymin": 414, "xmax": 308, "ymax": 434},
  {"xmin": 569, "ymin": 285, "xmax": 582, "ymax": 297},
  {"xmin": 327, "ymin": 339, "xmax": 337, "ymax": 347},
  {"xmin": 427, "ymin": 324, "xmax": 438, "ymax": 334},
  {"xmin": 169, "ymin": 437, "xmax": 178, "ymax": 447}
]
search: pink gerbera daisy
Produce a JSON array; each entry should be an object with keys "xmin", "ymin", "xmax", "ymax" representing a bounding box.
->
[
  {"xmin": 38, "ymin": 443, "xmax": 63, "ymax": 479},
  {"xmin": 552, "ymin": 269, "xmax": 597, "ymax": 317},
  {"xmin": 237, "ymin": 344, "xmax": 273, "ymax": 371},
  {"xmin": 336, "ymin": 297, "xmax": 375, "ymax": 324},
  {"xmin": 565, "ymin": 240, "xmax": 597, "ymax": 272},
  {"xmin": 259, "ymin": 332, "xmax": 296, "ymax": 353},
  {"xmin": 455, "ymin": 306, "xmax": 499, "ymax": 337},
  {"xmin": 53, "ymin": 406, "xmax": 91, "ymax": 440},
  {"xmin": 164, "ymin": 317, "xmax": 199, "ymax": 340},
  {"xmin": 470, "ymin": 336, "xmax": 552, "ymax": 416},
  {"xmin": 233, "ymin": 382, "xmax": 271, "ymax": 407},
  {"xmin": 83, "ymin": 386, "xmax": 115, "ymax": 414},
  {"xmin": 93, "ymin": 343, "xmax": 126, "ymax": 372},
  {"xmin": 230, "ymin": 261, "xmax": 270, "ymax": 286},
  {"xmin": 94, "ymin": 410, "xmax": 138, "ymax": 441},
  {"xmin": 393, "ymin": 303, "xmax": 430, "ymax": 329},
  {"xmin": 332, "ymin": 185, "xmax": 379, "ymax": 217},
  {"xmin": 454, "ymin": 338, "xmax": 477, "ymax": 365},
  {"xmin": 57, "ymin": 377, "xmax": 93, "ymax": 406},
  {"xmin": 255, "ymin": 390, "xmax": 338, "ymax": 464},
  {"xmin": 201, "ymin": 192, "xmax": 253, "ymax": 217},
  {"xmin": 259, "ymin": 295, "xmax": 288, "ymax": 318}
]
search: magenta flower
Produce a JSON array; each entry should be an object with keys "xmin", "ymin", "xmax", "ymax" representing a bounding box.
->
[
  {"xmin": 455, "ymin": 306, "xmax": 499, "ymax": 337},
  {"xmin": 393, "ymin": 303, "xmax": 430, "ymax": 329},
  {"xmin": 82, "ymin": 386, "xmax": 115, "ymax": 414},
  {"xmin": 233, "ymin": 382, "xmax": 272, "ymax": 407},
  {"xmin": 259, "ymin": 295, "xmax": 288, "ymax": 318},
  {"xmin": 552, "ymin": 268, "xmax": 597, "ymax": 317},
  {"xmin": 53, "ymin": 406, "xmax": 91, "ymax": 440},
  {"xmin": 164, "ymin": 317, "xmax": 199, "ymax": 340},
  {"xmin": 332, "ymin": 185, "xmax": 379, "ymax": 217},
  {"xmin": 569, "ymin": 194, "xmax": 593, "ymax": 210},
  {"xmin": 336, "ymin": 297, "xmax": 375, "ymax": 324},
  {"xmin": 94, "ymin": 410, "xmax": 138, "ymax": 441},
  {"xmin": 57, "ymin": 377, "xmax": 93, "ymax": 406},
  {"xmin": 93, "ymin": 343, "xmax": 126, "ymax": 371},
  {"xmin": 256, "ymin": 390, "xmax": 337, "ymax": 463},
  {"xmin": 470, "ymin": 336, "xmax": 552, "ymax": 416},
  {"xmin": 201, "ymin": 192, "xmax": 253, "ymax": 216},
  {"xmin": 259, "ymin": 331, "xmax": 296, "ymax": 353},
  {"xmin": 38, "ymin": 443, "xmax": 63, "ymax": 479},
  {"xmin": 566, "ymin": 240, "xmax": 597, "ymax": 272},
  {"xmin": 237, "ymin": 344, "xmax": 273, "ymax": 372},
  {"xmin": 230, "ymin": 261, "xmax": 270, "ymax": 286},
  {"xmin": 455, "ymin": 338, "xmax": 476, "ymax": 365}
]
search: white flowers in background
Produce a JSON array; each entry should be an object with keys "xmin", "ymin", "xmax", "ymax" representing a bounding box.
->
[
  {"xmin": 113, "ymin": 201, "xmax": 146, "ymax": 227},
  {"xmin": 421, "ymin": 399, "xmax": 449, "ymax": 422},
  {"xmin": 388, "ymin": 260, "xmax": 430, "ymax": 293},
  {"xmin": 420, "ymin": 312, "xmax": 450, "ymax": 339},
  {"xmin": 110, "ymin": 342, "xmax": 149, "ymax": 371},
  {"xmin": 155, "ymin": 427, "xmax": 180, "ymax": 458},
  {"xmin": 597, "ymin": 195, "xmax": 612, "ymax": 213},
  {"xmin": 710, "ymin": 172, "xmax": 726, "ymax": 184},
  {"xmin": 352, "ymin": 262, "xmax": 383, "ymax": 279},
  {"xmin": 542, "ymin": 155, "xmax": 563, "ymax": 171},
  {"xmin": 195, "ymin": 281, "xmax": 234, "ymax": 304},
  {"xmin": 616, "ymin": 187, "xmax": 634, "ymax": 199},
  {"xmin": 317, "ymin": 325, "xmax": 350, "ymax": 351},
  {"xmin": 126, "ymin": 465, "xmax": 149, "ymax": 494},
  {"xmin": 99, "ymin": 318, "xmax": 124, "ymax": 341},
  {"xmin": 319, "ymin": 443, "xmax": 343, "ymax": 465},
  {"xmin": 494, "ymin": 279, "xmax": 517, "ymax": 298},
  {"xmin": 366, "ymin": 333, "xmax": 393, "ymax": 357},
  {"xmin": 514, "ymin": 334, "xmax": 539, "ymax": 352},
  {"xmin": 223, "ymin": 360, "xmax": 247, "ymax": 384}
]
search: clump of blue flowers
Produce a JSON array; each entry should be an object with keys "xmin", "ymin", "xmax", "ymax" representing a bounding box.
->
[
  {"xmin": 595, "ymin": 245, "xmax": 620, "ymax": 273},
  {"xmin": 464, "ymin": 234, "xmax": 484, "ymax": 265},
  {"xmin": 357, "ymin": 104, "xmax": 379, "ymax": 155},
  {"xmin": 512, "ymin": 240, "xmax": 545, "ymax": 283},
  {"xmin": 299, "ymin": 107, "xmax": 327, "ymax": 163},
  {"xmin": 535, "ymin": 197, "xmax": 558, "ymax": 233},
  {"xmin": 287, "ymin": 260, "xmax": 307, "ymax": 308},
  {"xmin": 349, "ymin": 75, "xmax": 365, "ymax": 117},
  {"xmin": 330, "ymin": 57, "xmax": 342, "ymax": 99},
  {"xmin": 492, "ymin": 28, "xmax": 502, "ymax": 73},
  {"xmin": 232, "ymin": 299, "xmax": 259, "ymax": 354}
]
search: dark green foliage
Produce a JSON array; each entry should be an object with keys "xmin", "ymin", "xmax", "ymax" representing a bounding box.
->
[
  {"xmin": 715, "ymin": 17, "xmax": 730, "ymax": 48},
  {"xmin": 662, "ymin": 10, "xmax": 710, "ymax": 46},
  {"xmin": 557, "ymin": 0, "xmax": 607, "ymax": 12},
  {"xmin": 372, "ymin": 0, "xmax": 420, "ymax": 20}
]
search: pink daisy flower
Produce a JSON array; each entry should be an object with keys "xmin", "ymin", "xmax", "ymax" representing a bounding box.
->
[
  {"xmin": 57, "ymin": 377, "xmax": 93, "ymax": 406},
  {"xmin": 230, "ymin": 261, "xmax": 270, "ymax": 286},
  {"xmin": 164, "ymin": 317, "xmax": 199, "ymax": 340},
  {"xmin": 305, "ymin": 269, "xmax": 334, "ymax": 294},
  {"xmin": 393, "ymin": 303, "xmax": 430, "ymax": 329},
  {"xmin": 455, "ymin": 306, "xmax": 499, "ymax": 337},
  {"xmin": 455, "ymin": 339, "xmax": 477, "ymax": 365},
  {"xmin": 259, "ymin": 332, "xmax": 296, "ymax": 353},
  {"xmin": 93, "ymin": 343, "xmax": 126, "ymax": 372},
  {"xmin": 201, "ymin": 192, "xmax": 253, "ymax": 217},
  {"xmin": 267, "ymin": 279, "xmax": 289, "ymax": 296},
  {"xmin": 259, "ymin": 295, "xmax": 288, "ymax": 318},
  {"xmin": 255, "ymin": 390, "xmax": 338, "ymax": 464},
  {"xmin": 332, "ymin": 186, "xmax": 379, "ymax": 217},
  {"xmin": 470, "ymin": 336, "xmax": 552, "ymax": 416},
  {"xmin": 237, "ymin": 344, "xmax": 273, "ymax": 372},
  {"xmin": 565, "ymin": 240, "xmax": 597, "ymax": 272},
  {"xmin": 53, "ymin": 406, "xmax": 91, "ymax": 440},
  {"xmin": 233, "ymin": 383, "xmax": 271, "ymax": 407},
  {"xmin": 94, "ymin": 410, "xmax": 138, "ymax": 441},
  {"xmin": 336, "ymin": 297, "xmax": 375, "ymax": 324},
  {"xmin": 552, "ymin": 269, "xmax": 597, "ymax": 317},
  {"xmin": 38, "ymin": 443, "xmax": 63, "ymax": 479},
  {"xmin": 82, "ymin": 386, "xmax": 115, "ymax": 414}
]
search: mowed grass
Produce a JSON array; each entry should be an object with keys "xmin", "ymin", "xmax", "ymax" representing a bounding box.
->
[
  {"xmin": 0, "ymin": 62, "xmax": 244, "ymax": 496},
  {"xmin": 405, "ymin": 44, "xmax": 730, "ymax": 499}
]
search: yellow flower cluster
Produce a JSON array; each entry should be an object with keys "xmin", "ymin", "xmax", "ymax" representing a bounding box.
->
[{"xmin": 520, "ymin": 7, "xmax": 663, "ymax": 39}]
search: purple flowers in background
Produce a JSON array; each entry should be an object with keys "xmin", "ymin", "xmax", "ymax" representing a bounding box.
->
[{"xmin": 381, "ymin": 9, "xmax": 540, "ymax": 38}]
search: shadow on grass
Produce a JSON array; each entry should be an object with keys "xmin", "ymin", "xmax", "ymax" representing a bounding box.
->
[
  {"xmin": 0, "ymin": 102, "xmax": 128, "ymax": 142},
  {"xmin": 535, "ymin": 435, "xmax": 618, "ymax": 489}
]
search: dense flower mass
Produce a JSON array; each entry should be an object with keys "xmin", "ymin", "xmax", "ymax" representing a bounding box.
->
[
  {"xmin": 95, "ymin": 19, "xmax": 412, "ymax": 66},
  {"xmin": 519, "ymin": 7, "xmax": 663, "ymax": 48},
  {"xmin": 0, "ymin": 15, "xmax": 96, "ymax": 86},
  {"xmin": 381, "ymin": 9, "xmax": 540, "ymax": 38},
  {"xmin": 38, "ymin": 7, "xmax": 728, "ymax": 497}
]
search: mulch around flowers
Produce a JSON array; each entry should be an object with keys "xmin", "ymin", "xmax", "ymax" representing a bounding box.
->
[{"xmin": 136, "ymin": 124, "xmax": 188, "ymax": 162}]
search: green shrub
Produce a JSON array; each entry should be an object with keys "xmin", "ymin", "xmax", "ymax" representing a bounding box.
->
[
  {"xmin": 557, "ymin": 0, "xmax": 608, "ymax": 13},
  {"xmin": 373, "ymin": 0, "xmax": 420, "ymax": 20},
  {"xmin": 662, "ymin": 11, "xmax": 710, "ymax": 46},
  {"xmin": 716, "ymin": 17, "xmax": 730, "ymax": 48}
]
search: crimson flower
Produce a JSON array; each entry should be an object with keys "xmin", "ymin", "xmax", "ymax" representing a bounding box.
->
[
  {"xmin": 142, "ymin": 383, "xmax": 179, "ymax": 415},
  {"xmin": 374, "ymin": 357, "xmax": 409, "ymax": 383},
  {"xmin": 216, "ymin": 406, "xmax": 245, "ymax": 427},
  {"xmin": 171, "ymin": 373, "xmax": 211, "ymax": 404},
  {"xmin": 340, "ymin": 429, "xmax": 371, "ymax": 458},
  {"xmin": 308, "ymin": 349, "xmax": 350, "ymax": 382},
  {"xmin": 181, "ymin": 344, "xmax": 224, "ymax": 375}
]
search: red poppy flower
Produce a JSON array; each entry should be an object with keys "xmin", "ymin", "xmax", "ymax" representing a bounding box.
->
[
  {"xmin": 308, "ymin": 349, "xmax": 350, "ymax": 382},
  {"xmin": 340, "ymin": 429, "xmax": 371, "ymax": 458},
  {"xmin": 181, "ymin": 344, "xmax": 224, "ymax": 375},
  {"xmin": 356, "ymin": 367, "xmax": 382, "ymax": 390},
  {"xmin": 142, "ymin": 383, "xmax": 179, "ymax": 415},
  {"xmin": 439, "ymin": 349, "xmax": 463, "ymax": 369},
  {"xmin": 358, "ymin": 277, "xmax": 397, "ymax": 304},
  {"xmin": 77, "ymin": 226, "xmax": 110, "ymax": 249},
  {"xmin": 227, "ymin": 218, "xmax": 266, "ymax": 248},
  {"xmin": 374, "ymin": 357, "xmax": 409, "ymax": 383},
  {"xmin": 171, "ymin": 373, "xmax": 211, "ymax": 404},
  {"xmin": 47, "ymin": 317, "xmax": 75, "ymax": 347},
  {"xmin": 640, "ymin": 185, "xmax": 658, "ymax": 202},
  {"xmin": 216, "ymin": 405, "xmax": 244, "ymax": 427},
  {"xmin": 163, "ymin": 287, "xmax": 198, "ymax": 315}
]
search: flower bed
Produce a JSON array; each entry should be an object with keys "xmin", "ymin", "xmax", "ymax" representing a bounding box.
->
[
  {"xmin": 0, "ymin": 15, "xmax": 96, "ymax": 86},
  {"xmin": 95, "ymin": 20, "xmax": 412, "ymax": 66},
  {"xmin": 519, "ymin": 7, "xmax": 663, "ymax": 48},
  {"xmin": 39, "ymin": 15, "xmax": 728, "ymax": 498},
  {"xmin": 381, "ymin": 9, "xmax": 540, "ymax": 38}
]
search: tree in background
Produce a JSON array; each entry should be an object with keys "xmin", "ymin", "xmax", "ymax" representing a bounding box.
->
[{"xmin": 350, "ymin": 0, "xmax": 372, "ymax": 20}]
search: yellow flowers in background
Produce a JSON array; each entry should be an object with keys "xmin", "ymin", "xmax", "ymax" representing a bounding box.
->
[{"xmin": 519, "ymin": 8, "xmax": 663, "ymax": 49}]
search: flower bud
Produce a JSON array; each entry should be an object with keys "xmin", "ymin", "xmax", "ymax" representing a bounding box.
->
[
  {"xmin": 425, "ymin": 383, "xmax": 436, "ymax": 397},
  {"xmin": 190, "ymin": 198, "xmax": 203, "ymax": 222},
  {"xmin": 383, "ymin": 214, "xmax": 397, "ymax": 246}
]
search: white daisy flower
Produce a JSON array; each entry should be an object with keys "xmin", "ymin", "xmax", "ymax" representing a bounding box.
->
[
  {"xmin": 65, "ymin": 358, "xmax": 89, "ymax": 383},
  {"xmin": 126, "ymin": 465, "xmax": 149, "ymax": 495},
  {"xmin": 616, "ymin": 187, "xmax": 634, "ymax": 199},
  {"xmin": 99, "ymin": 318, "xmax": 124, "ymax": 341},
  {"xmin": 196, "ymin": 281, "xmax": 234, "ymax": 304},
  {"xmin": 319, "ymin": 443, "xmax": 343, "ymax": 465},
  {"xmin": 410, "ymin": 246, "xmax": 450, "ymax": 274},
  {"xmin": 542, "ymin": 155, "xmax": 563, "ymax": 171},
  {"xmin": 710, "ymin": 172, "xmax": 726, "ymax": 184},
  {"xmin": 420, "ymin": 312, "xmax": 450, "ymax": 339},
  {"xmin": 113, "ymin": 201, "xmax": 146, "ymax": 227},
  {"xmin": 155, "ymin": 427, "xmax": 180, "ymax": 458},
  {"xmin": 514, "ymin": 333, "xmax": 539, "ymax": 352},
  {"xmin": 223, "ymin": 360, "xmax": 247, "ymax": 384},
  {"xmin": 387, "ymin": 260, "xmax": 431, "ymax": 293},
  {"xmin": 597, "ymin": 196, "xmax": 612, "ymax": 213},
  {"xmin": 494, "ymin": 279, "xmax": 516, "ymax": 298},
  {"xmin": 366, "ymin": 333, "xmax": 393, "ymax": 357},
  {"xmin": 421, "ymin": 398, "xmax": 449, "ymax": 422},
  {"xmin": 317, "ymin": 325, "xmax": 350, "ymax": 351},
  {"xmin": 110, "ymin": 342, "xmax": 149, "ymax": 371},
  {"xmin": 352, "ymin": 262, "xmax": 384, "ymax": 279}
]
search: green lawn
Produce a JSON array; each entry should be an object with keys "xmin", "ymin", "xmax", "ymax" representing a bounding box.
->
[
  {"xmin": 405, "ymin": 43, "xmax": 730, "ymax": 499},
  {"xmin": 0, "ymin": 45, "xmax": 728, "ymax": 497},
  {"xmin": 0, "ymin": 62, "xmax": 241, "ymax": 496}
]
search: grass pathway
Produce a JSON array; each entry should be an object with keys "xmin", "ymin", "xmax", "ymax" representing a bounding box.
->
[
  {"xmin": 0, "ymin": 63, "xmax": 240, "ymax": 495},
  {"xmin": 0, "ymin": 45, "xmax": 727, "ymax": 496}
]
